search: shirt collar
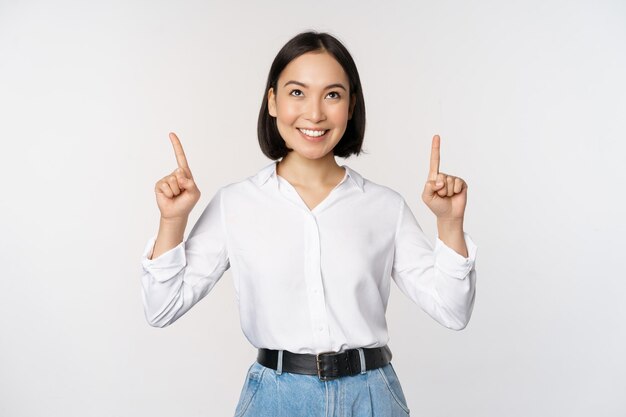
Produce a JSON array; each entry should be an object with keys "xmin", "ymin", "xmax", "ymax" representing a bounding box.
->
[{"xmin": 253, "ymin": 161, "xmax": 364, "ymax": 192}]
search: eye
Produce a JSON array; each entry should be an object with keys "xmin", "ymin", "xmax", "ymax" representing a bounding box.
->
[
  {"xmin": 289, "ymin": 89, "xmax": 303, "ymax": 97},
  {"xmin": 326, "ymin": 91, "xmax": 341, "ymax": 99}
]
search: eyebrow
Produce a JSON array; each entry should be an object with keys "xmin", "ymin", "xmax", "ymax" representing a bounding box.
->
[{"xmin": 283, "ymin": 80, "xmax": 347, "ymax": 91}]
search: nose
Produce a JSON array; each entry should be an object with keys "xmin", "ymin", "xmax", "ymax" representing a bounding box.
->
[{"xmin": 305, "ymin": 98, "xmax": 326, "ymax": 123}]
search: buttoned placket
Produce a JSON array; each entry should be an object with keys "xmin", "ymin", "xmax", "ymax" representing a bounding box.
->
[
  {"xmin": 304, "ymin": 212, "xmax": 329, "ymax": 349},
  {"xmin": 275, "ymin": 170, "xmax": 349, "ymax": 351}
]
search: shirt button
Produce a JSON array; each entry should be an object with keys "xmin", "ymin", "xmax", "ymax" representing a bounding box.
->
[{"xmin": 318, "ymin": 326, "xmax": 324, "ymax": 332}]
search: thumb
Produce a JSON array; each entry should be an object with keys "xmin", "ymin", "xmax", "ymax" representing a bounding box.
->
[
  {"xmin": 423, "ymin": 179, "xmax": 445, "ymax": 197},
  {"xmin": 175, "ymin": 168, "xmax": 192, "ymax": 189}
]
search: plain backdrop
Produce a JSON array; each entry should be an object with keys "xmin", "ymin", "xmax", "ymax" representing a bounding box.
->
[{"xmin": 1, "ymin": 0, "xmax": 625, "ymax": 416}]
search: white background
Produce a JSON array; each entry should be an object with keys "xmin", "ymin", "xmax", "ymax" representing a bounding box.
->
[{"xmin": 1, "ymin": 0, "xmax": 625, "ymax": 416}]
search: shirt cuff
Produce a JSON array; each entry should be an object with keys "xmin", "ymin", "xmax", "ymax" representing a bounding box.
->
[
  {"xmin": 434, "ymin": 232, "xmax": 478, "ymax": 279},
  {"xmin": 140, "ymin": 235, "xmax": 186, "ymax": 283}
]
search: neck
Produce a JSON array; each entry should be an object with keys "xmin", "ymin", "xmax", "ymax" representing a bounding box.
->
[{"xmin": 276, "ymin": 152, "xmax": 344, "ymax": 187}]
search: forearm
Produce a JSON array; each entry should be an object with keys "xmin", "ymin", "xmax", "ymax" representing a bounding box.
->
[
  {"xmin": 437, "ymin": 218, "xmax": 468, "ymax": 258},
  {"xmin": 150, "ymin": 217, "xmax": 188, "ymax": 260}
]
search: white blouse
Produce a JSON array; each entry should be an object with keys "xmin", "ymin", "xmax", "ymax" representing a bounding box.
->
[{"xmin": 140, "ymin": 161, "xmax": 478, "ymax": 354}]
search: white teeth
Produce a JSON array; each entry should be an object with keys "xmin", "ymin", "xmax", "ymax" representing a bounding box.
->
[{"xmin": 299, "ymin": 128, "xmax": 327, "ymax": 137}]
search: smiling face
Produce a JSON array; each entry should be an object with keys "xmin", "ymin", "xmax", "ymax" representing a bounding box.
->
[{"xmin": 267, "ymin": 51, "xmax": 356, "ymax": 161}]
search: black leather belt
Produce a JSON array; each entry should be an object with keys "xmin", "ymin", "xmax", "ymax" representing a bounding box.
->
[{"xmin": 257, "ymin": 345, "xmax": 392, "ymax": 381}]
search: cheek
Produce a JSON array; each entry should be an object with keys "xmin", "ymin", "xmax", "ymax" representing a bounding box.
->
[
  {"xmin": 276, "ymin": 102, "xmax": 300, "ymax": 124},
  {"xmin": 330, "ymin": 104, "xmax": 350, "ymax": 124}
]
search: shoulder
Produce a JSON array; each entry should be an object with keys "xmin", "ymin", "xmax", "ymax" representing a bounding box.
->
[
  {"xmin": 345, "ymin": 166, "xmax": 406, "ymax": 217},
  {"xmin": 215, "ymin": 162, "xmax": 275, "ymax": 197},
  {"xmin": 364, "ymin": 178, "xmax": 403, "ymax": 200},
  {"xmin": 348, "ymin": 165, "xmax": 404, "ymax": 202}
]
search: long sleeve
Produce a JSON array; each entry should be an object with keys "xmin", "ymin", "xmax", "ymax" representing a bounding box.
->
[
  {"xmin": 140, "ymin": 187, "xmax": 230, "ymax": 327},
  {"xmin": 391, "ymin": 198, "xmax": 478, "ymax": 330}
]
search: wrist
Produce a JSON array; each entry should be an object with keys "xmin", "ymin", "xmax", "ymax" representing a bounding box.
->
[
  {"xmin": 436, "ymin": 218, "xmax": 468, "ymax": 258},
  {"xmin": 437, "ymin": 217, "xmax": 464, "ymax": 230},
  {"xmin": 159, "ymin": 216, "xmax": 188, "ymax": 233},
  {"xmin": 160, "ymin": 215, "xmax": 188, "ymax": 225}
]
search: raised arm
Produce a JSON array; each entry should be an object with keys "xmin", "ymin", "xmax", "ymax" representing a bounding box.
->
[
  {"xmin": 140, "ymin": 132, "xmax": 230, "ymax": 327},
  {"xmin": 391, "ymin": 134, "xmax": 477, "ymax": 330}
]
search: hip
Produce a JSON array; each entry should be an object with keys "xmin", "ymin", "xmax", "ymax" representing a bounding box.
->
[{"xmin": 234, "ymin": 359, "xmax": 411, "ymax": 417}]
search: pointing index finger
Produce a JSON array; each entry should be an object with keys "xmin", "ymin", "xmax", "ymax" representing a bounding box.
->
[
  {"xmin": 169, "ymin": 132, "xmax": 193, "ymax": 179},
  {"xmin": 429, "ymin": 134, "xmax": 440, "ymax": 181}
]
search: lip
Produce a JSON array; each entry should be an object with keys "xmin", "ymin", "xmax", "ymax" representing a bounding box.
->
[{"xmin": 297, "ymin": 128, "xmax": 329, "ymax": 142}]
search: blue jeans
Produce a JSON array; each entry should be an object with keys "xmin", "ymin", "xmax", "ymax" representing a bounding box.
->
[{"xmin": 233, "ymin": 359, "xmax": 411, "ymax": 417}]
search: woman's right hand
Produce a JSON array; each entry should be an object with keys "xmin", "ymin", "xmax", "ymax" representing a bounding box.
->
[{"xmin": 154, "ymin": 132, "xmax": 201, "ymax": 221}]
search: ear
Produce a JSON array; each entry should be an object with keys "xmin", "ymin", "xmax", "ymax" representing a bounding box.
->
[
  {"xmin": 348, "ymin": 93, "xmax": 356, "ymax": 120},
  {"xmin": 267, "ymin": 87, "xmax": 277, "ymax": 117}
]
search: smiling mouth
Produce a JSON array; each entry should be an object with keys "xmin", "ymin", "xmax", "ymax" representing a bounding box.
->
[{"xmin": 298, "ymin": 128, "xmax": 328, "ymax": 138}]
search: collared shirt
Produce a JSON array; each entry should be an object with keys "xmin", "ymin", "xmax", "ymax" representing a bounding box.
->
[{"xmin": 140, "ymin": 161, "xmax": 478, "ymax": 354}]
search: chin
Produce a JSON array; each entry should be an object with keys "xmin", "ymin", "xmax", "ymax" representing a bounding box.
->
[{"xmin": 294, "ymin": 150, "xmax": 329, "ymax": 160}]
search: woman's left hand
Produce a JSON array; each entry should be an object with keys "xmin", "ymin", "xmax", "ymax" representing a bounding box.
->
[{"xmin": 421, "ymin": 135, "xmax": 468, "ymax": 221}]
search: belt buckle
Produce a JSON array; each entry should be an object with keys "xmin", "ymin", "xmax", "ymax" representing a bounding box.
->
[{"xmin": 316, "ymin": 351, "xmax": 338, "ymax": 381}]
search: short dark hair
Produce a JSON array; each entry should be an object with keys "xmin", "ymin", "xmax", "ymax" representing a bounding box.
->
[{"xmin": 257, "ymin": 31, "xmax": 367, "ymax": 160}]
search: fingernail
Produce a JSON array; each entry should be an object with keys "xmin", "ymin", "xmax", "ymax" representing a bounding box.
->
[{"xmin": 436, "ymin": 181, "xmax": 443, "ymax": 187}]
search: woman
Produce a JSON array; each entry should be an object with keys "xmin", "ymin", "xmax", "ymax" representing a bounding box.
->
[{"xmin": 141, "ymin": 31, "xmax": 477, "ymax": 417}]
